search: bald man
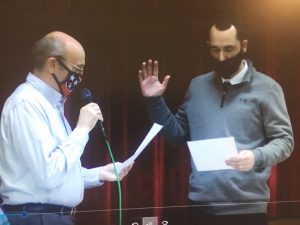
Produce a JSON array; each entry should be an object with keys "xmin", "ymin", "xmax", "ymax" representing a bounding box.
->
[{"xmin": 0, "ymin": 31, "xmax": 132, "ymax": 225}]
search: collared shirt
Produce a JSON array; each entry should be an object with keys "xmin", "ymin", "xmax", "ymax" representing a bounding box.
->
[
  {"xmin": 145, "ymin": 59, "xmax": 293, "ymax": 214},
  {"xmin": 222, "ymin": 60, "xmax": 248, "ymax": 85},
  {"xmin": 0, "ymin": 73, "xmax": 102, "ymax": 207}
]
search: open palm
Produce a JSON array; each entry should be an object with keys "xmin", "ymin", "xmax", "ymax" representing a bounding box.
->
[{"xmin": 138, "ymin": 59, "xmax": 170, "ymax": 97}]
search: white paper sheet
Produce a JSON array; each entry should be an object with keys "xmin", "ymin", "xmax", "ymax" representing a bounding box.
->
[
  {"xmin": 187, "ymin": 137, "xmax": 238, "ymax": 171},
  {"xmin": 117, "ymin": 123, "xmax": 163, "ymax": 172}
]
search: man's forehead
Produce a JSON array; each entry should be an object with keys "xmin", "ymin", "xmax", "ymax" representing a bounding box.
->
[
  {"xmin": 209, "ymin": 25, "xmax": 240, "ymax": 46},
  {"xmin": 210, "ymin": 25, "xmax": 238, "ymax": 39},
  {"xmin": 64, "ymin": 44, "xmax": 85, "ymax": 61}
]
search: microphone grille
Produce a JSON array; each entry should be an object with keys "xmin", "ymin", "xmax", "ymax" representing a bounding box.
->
[{"xmin": 80, "ymin": 88, "xmax": 93, "ymax": 102}]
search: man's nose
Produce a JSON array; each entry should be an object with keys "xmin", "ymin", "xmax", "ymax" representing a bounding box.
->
[{"xmin": 218, "ymin": 51, "xmax": 226, "ymax": 61}]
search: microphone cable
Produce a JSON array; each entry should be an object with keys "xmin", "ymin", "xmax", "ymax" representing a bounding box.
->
[
  {"xmin": 80, "ymin": 88, "xmax": 123, "ymax": 225},
  {"xmin": 103, "ymin": 138, "xmax": 123, "ymax": 225}
]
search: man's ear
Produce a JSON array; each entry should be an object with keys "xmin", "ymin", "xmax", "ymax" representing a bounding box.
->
[
  {"xmin": 242, "ymin": 40, "xmax": 248, "ymax": 53},
  {"xmin": 46, "ymin": 57, "xmax": 57, "ymax": 74}
]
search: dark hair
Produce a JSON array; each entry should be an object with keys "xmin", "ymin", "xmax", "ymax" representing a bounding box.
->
[
  {"xmin": 32, "ymin": 35, "xmax": 65, "ymax": 69},
  {"xmin": 209, "ymin": 16, "xmax": 246, "ymax": 40}
]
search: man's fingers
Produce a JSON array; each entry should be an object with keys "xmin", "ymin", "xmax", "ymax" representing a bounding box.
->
[
  {"xmin": 140, "ymin": 59, "xmax": 160, "ymax": 79},
  {"xmin": 226, "ymin": 157, "xmax": 252, "ymax": 171},
  {"xmin": 141, "ymin": 62, "xmax": 147, "ymax": 78},
  {"xmin": 162, "ymin": 75, "xmax": 171, "ymax": 89},
  {"xmin": 138, "ymin": 70, "xmax": 144, "ymax": 82},
  {"xmin": 147, "ymin": 59, "xmax": 153, "ymax": 75},
  {"xmin": 153, "ymin": 60, "xmax": 159, "ymax": 76}
]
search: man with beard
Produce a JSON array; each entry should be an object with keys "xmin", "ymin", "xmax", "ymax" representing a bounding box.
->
[{"xmin": 137, "ymin": 20, "xmax": 293, "ymax": 225}]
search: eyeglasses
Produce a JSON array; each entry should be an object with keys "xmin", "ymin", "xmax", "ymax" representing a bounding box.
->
[{"xmin": 55, "ymin": 57, "xmax": 84, "ymax": 77}]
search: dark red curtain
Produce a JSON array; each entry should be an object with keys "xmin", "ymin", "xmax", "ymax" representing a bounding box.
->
[{"xmin": 1, "ymin": 1, "xmax": 300, "ymax": 225}]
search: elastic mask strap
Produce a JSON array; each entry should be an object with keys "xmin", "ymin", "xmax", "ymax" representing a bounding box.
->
[{"xmin": 51, "ymin": 73, "xmax": 65, "ymax": 96}]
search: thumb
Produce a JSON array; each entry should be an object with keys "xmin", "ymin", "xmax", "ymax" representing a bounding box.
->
[{"xmin": 162, "ymin": 75, "xmax": 171, "ymax": 89}]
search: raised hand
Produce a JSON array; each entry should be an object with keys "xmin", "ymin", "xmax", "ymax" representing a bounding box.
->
[{"xmin": 138, "ymin": 59, "xmax": 170, "ymax": 97}]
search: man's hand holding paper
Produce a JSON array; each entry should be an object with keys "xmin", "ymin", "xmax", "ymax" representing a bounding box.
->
[
  {"xmin": 116, "ymin": 123, "xmax": 163, "ymax": 173},
  {"xmin": 225, "ymin": 150, "xmax": 255, "ymax": 171},
  {"xmin": 187, "ymin": 137, "xmax": 253, "ymax": 172}
]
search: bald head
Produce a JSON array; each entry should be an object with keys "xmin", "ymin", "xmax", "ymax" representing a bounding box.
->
[{"xmin": 32, "ymin": 31, "xmax": 84, "ymax": 70}]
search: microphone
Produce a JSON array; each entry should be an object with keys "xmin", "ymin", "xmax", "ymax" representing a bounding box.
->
[{"xmin": 80, "ymin": 88, "xmax": 108, "ymax": 141}]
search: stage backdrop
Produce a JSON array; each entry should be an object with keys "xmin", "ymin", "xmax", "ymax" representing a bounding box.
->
[{"xmin": 0, "ymin": 1, "xmax": 300, "ymax": 225}]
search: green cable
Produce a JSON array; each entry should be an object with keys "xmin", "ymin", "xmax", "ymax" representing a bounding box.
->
[{"xmin": 104, "ymin": 140, "xmax": 122, "ymax": 225}]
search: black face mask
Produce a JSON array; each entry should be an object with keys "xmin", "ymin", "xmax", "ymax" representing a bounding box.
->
[
  {"xmin": 52, "ymin": 72, "xmax": 83, "ymax": 97},
  {"xmin": 52, "ymin": 58, "xmax": 83, "ymax": 97},
  {"xmin": 210, "ymin": 50, "xmax": 244, "ymax": 79}
]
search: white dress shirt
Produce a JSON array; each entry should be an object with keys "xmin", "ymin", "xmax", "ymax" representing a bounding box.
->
[{"xmin": 0, "ymin": 73, "xmax": 102, "ymax": 207}]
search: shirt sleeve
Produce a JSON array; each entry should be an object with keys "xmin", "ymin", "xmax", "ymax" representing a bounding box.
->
[
  {"xmin": 253, "ymin": 83, "xmax": 294, "ymax": 168},
  {"xmin": 82, "ymin": 167, "xmax": 104, "ymax": 189},
  {"xmin": 144, "ymin": 96, "xmax": 189, "ymax": 146}
]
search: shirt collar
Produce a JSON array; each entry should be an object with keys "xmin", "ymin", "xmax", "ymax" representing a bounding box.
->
[
  {"xmin": 25, "ymin": 72, "xmax": 66, "ymax": 107},
  {"xmin": 222, "ymin": 60, "xmax": 248, "ymax": 85}
]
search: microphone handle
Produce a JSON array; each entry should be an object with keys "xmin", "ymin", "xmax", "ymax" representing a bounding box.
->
[{"xmin": 96, "ymin": 120, "xmax": 108, "ymax": 141}]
